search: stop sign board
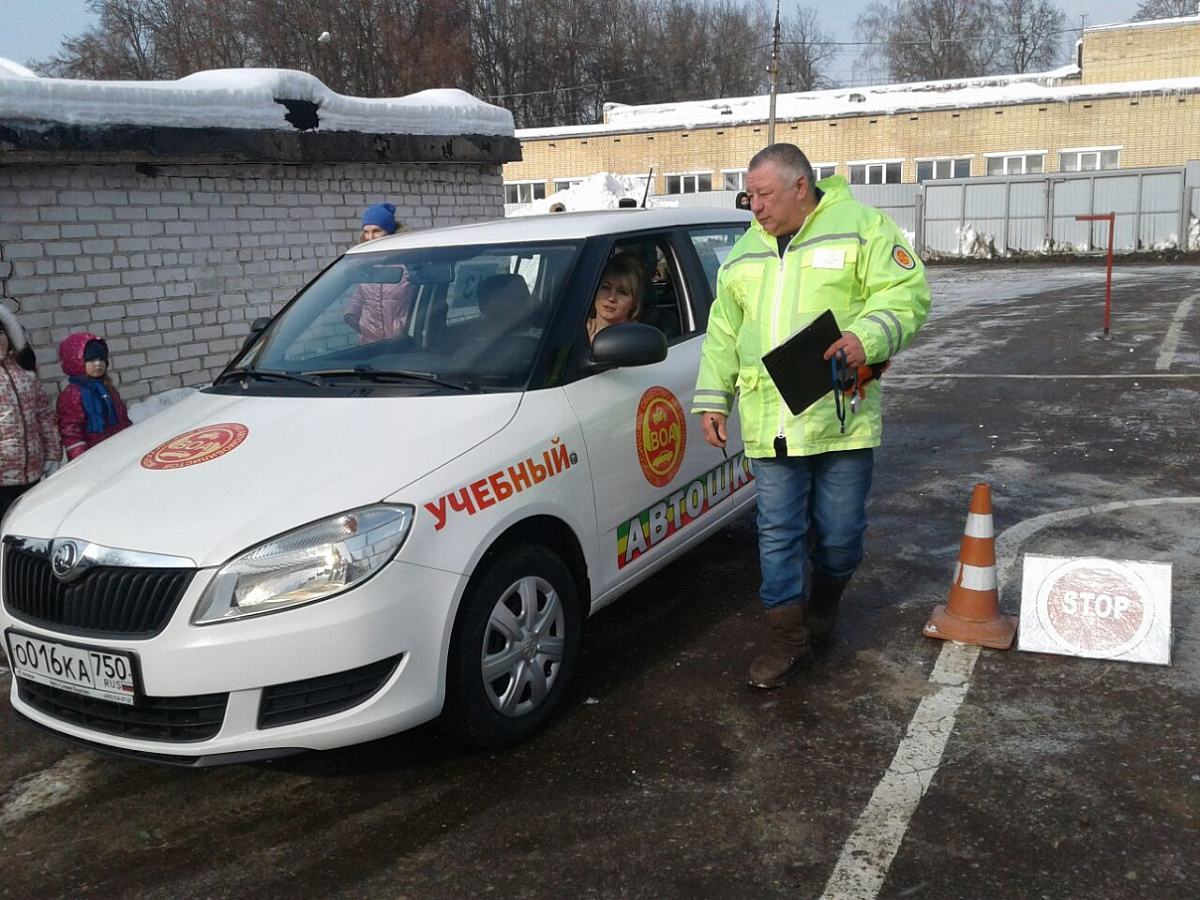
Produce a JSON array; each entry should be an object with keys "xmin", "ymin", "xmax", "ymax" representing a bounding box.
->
[{"xmin": 1018, "ymin": 555, "xmax": 1172, "ymax": 665}]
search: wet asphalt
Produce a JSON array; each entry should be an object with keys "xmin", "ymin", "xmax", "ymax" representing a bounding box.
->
[{"xmin": 1, "ymin": 260, "xmax": 1198, "ymax": 900}]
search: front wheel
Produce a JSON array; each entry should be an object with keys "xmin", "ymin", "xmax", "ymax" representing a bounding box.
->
[{"xmin": 444, "ymin": 544, "xmax": 582, "ymax": 750}]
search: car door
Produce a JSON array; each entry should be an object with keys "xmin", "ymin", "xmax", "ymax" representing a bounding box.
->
[{"xmin": 561, "ymin": 226, "xmax": 752, "ymax": 603}]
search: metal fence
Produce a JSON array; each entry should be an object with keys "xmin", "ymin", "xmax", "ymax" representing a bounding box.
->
[
  {"xmin": 507, "ymin": 162, "xmax": 1200, "ymax": 257},
  {"xmin": 672, "ymin": 166, "xmax": 1200, "ymax": 257},
  {"xmin": 920, "ymin": 164, "xmax": 1199, "ymax": 256}
]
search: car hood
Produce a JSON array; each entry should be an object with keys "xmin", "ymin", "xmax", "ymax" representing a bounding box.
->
[{"xmin": 8, "ymin": 389, "xmax": 520, "ymax": 566}]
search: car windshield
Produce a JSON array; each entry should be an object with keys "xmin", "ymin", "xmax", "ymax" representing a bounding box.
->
[{"xmin": 241, "ymin": 239, "xmax": 582, "ymax": 392}]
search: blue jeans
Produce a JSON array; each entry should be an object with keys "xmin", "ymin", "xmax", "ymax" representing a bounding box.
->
[{"xmin": 750, "ymin": 449, "xmax": 874, "ymax": 610}]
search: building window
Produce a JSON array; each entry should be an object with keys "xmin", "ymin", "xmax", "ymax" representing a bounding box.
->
[
  {"xmin": 722, "ymin": 169, "xmax": 747, "ymax": 191},
  {"xmin": 666, "ymin": 173, "xmax": 713, "ymax": 194},
  {"xmin": 505, "ymin": 181, "xmax": 547, "ymax": 204},
  {"xmin": 916, "ymin": 157, "xmax": 971, "ymax": 182},
  {"xmin": 984, "ymin": 152, "xmax": 1045, "ymax": 176},
  {"xmin": 848, "ymin": 161, "xmax": 902, "ymax": 185},
  {"xmin": 553, "ymin": 177, "xmax": 584, "ymax": 192},
  {"xmin": 813, "ymin": 164, "xmax": 837, "ymax": 181},
  {"xmin": 1059, "ymin": 148, "xmax": 1120, "ymax": 172}
]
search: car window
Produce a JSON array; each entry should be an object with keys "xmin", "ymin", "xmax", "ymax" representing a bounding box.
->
[
  {"xmin": 243, "ymin": 241, "xmax": 582, "ymax": 391},
  {"xmin": 687, "ymin": 226, "xmax": 747, "ymax": 304},
  {"xmin": 610, "ymin": 235, "xmax": 692, "ymax": 342}
]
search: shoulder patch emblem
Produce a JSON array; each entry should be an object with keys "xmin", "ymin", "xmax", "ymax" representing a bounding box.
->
[{"xmin": 892, "ymin": 245, "xmax": 916, "ymax": 270}]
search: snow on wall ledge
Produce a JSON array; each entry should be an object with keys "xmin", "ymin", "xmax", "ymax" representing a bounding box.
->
[{"xmin": 0, "ymin": 59, "xmax": 514, "ymax": 137}]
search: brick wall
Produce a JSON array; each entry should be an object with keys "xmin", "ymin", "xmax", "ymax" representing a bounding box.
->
[
  {"xmin": 1083, "ymin": 19, "xmax": 1200, "ymax": 85},
  {"xmin": 506, "ymin": 90, "xmax": 1200, "ymax": 193},
  {"xmin": 0, "ymin": 161, "xmax": 504, "ymax": 402}
]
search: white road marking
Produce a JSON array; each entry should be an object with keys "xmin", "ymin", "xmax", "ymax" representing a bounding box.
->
[
  {"xmin": 819, "ymin": 496, "xmax": 1200, "ymax": 900},
  {"xmin": 0, "ymin": 752, "xmax": 95, "ymax": 828},
  {"xmin": 1155, "ymin": 294, "xmax": 1196, "ymax": 371},
  {"xmin": 819, "ymin": 642, "xmax": 979, "ymax": 900}
]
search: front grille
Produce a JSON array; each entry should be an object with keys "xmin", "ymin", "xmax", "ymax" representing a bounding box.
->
[
  {"xmin": 17, "ymin": 679, "xmax": 227, "ymax": 743},
  {"xmin": 3, "ymin": 544, "xmax": 195, "ymax": 638},
  {"xmin": 258, "ymin": 655, "xmax": 402, "ymax": 729}
]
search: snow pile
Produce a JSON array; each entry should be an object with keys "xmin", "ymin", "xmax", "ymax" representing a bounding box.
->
[
  {"xmin": 508, "ymin": 172, "xmax": 658, "ymax": 216},
  {"xmin": 128, "ymin": 388, "xmax": 198, "ymax": 424},
  {"xmin": 0, "ymin": 58, "xmax": 36, "ymax": 79},
  {"xmin": 0, "ymin": 60, "xmax": 513, "ymax": 136},
  {"xmin": 956, "ymin": 225, "xmax": 998, "ymax": 259},
  {"xmin": 1190, "ymin": 216, "xmax": 1200, "ymax": 252}
]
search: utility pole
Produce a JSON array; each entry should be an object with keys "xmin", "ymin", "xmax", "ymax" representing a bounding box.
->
[{"xmin": 767, "ymin": 0, "xmax": 781, "ymax": 145}]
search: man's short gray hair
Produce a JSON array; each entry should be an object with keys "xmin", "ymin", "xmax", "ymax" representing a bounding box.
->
[{"xmin": 748, "ymin": 143, "xmax": 816, "ymax": 188}]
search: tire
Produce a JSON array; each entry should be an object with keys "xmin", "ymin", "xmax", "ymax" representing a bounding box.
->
[{"xmin": 444, "ymin": 544, "xmax": 582, "ymax": 750}]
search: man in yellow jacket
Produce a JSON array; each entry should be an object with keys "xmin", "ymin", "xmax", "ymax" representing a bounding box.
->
[{"xmin": 693, "ymin": 143, "xmax": 931, "ymax": 689}]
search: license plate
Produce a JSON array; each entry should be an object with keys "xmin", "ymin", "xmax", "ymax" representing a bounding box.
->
[{"xmin": 5, "ymin": 631, "xmax": 136, "ymax": 705}]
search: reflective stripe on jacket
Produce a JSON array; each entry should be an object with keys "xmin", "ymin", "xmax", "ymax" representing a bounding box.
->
[{"xmin": 692, "ymin": 176, "xmax": 931, "ymax": 458}]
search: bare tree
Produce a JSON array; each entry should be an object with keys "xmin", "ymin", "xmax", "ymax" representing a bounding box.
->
[
  {"xmin": 854, "ymin": 0, "xmax": 999, "ymax": 82},
  {"xmin": 1132, "ymin": 0, "xmax": 1199, "ymax": 19},
  {"xmin": 31, "ymin": 0, "xmax": 789, "ymax": 127},
  {"xmin": 779, "ymin": 6, "xmax": 836, "ymax": 91},
  {"xmin": 994, "ymin": 0, "xmax": 1065, "ymax": 72},
  {"xmin": 37, "ymin": 0, "xmax": 162, "ymax": 78}
]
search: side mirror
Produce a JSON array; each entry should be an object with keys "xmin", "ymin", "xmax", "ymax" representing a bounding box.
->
[
  {"xmin": 242, "ymin": 316, "xmax": 272, "ymax": 351},
  {"xmin": 589, "ymin": 323, "xmax": 667, "ymax": 368}
]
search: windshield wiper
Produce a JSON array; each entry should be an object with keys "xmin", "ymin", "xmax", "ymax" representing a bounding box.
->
[
  {"xmin": 216, "ymin": 367, "xmax": 321, "ymax": 387},
  {"xmin": 307, "ymin": 366, "xmax": 473, "ymax": 391}
]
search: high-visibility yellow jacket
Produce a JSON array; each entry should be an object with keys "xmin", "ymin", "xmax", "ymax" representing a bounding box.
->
[{"xmin": 692, "ymin": 176, "xmax": 931, "ymax": 458}]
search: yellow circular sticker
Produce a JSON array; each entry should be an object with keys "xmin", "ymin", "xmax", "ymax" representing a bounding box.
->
[
  {"xmin": 635, "ymin": 387, "xmax": 686, "ymax": 487},
  {"xmin": 141, "ymin": 423, "xmax": 249, "ymax": 470},
  {"xmin": 892, "ymin": 245, "xmax": 916, "ymax": 270}
]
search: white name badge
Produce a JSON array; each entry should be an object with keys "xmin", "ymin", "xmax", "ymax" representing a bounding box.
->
[{"xmin": 811, "ymin": 248, "xmax": 845, "ymax": 270}]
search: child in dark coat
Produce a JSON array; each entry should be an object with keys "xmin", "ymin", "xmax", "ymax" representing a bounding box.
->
[{"xmin": 56, "ymin": 333, "xmax": 132, "ymax": 460}]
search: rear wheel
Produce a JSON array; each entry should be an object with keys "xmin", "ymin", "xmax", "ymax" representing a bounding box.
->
[{"xmin": 444, "ymin": 544, "xmax": 581, "ymax": 749}]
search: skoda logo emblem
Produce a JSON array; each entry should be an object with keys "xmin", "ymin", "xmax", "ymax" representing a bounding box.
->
[{"xmin": 51, "ymin": 541, "xmax": 80, "ymax": 580}]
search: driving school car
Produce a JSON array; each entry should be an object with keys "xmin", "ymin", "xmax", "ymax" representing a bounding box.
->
[{"xmin": 1, "ymin": 207, "xmax": 755, "ymax": 764}]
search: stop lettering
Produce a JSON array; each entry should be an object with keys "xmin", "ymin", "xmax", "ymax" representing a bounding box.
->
[{"xmin": 1044, "ymin": 566, "xmax": 1146, "ymax": 654}]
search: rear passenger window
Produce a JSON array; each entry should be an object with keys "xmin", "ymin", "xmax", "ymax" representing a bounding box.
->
[
  {"xmin": 688, "ymin": 227, "xmax": 747, "ymax": 304},
  {"xmin": 612, "ymin": 236, "xmax": 690, "ymax": 342}
]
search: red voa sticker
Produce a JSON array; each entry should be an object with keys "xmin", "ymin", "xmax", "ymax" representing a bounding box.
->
[
  {"xmin": 141, "ymin": 423, "xmax": 249, "ymax": 470},
  {"xmin": 635, "ymin": 387, "xmax": 686, "ymax": 487}
]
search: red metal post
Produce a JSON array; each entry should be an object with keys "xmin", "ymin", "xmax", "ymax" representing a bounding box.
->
[{"xmin": 1075, "ymin": 213, "xmax": 1116, "ymax": 336}]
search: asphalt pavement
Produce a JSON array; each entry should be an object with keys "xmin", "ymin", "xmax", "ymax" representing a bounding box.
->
[{"xmin": 1, "ymin": 260, "xmax": 1198, "ymax": 900}]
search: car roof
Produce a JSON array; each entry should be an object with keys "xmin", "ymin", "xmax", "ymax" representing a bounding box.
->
[{"xmin": 347, "ymin": 207, "xmax": 755, "ymax": 253}]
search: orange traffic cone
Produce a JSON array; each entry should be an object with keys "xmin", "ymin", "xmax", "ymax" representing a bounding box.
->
[{"xmin": 923, "ymin": 483, "xmax": 1017, "ymax": 650}]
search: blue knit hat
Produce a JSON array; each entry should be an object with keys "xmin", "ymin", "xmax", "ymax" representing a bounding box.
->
[
  {"xmin": 83, "ymin": 338, "xmax": 109, "ymax": 363},
  {"xmin": 361, "ymin": 203, "xmax": 397, "ymax": 234}
]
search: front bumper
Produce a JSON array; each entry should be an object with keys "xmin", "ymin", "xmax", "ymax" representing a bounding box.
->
[{"xmin": 1, "ymin": 559, "xmax": 466, "ymax": 762}]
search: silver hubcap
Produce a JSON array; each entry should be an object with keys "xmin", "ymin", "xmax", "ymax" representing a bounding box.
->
[{"xmin": 481, "ymin": 574, "xmax": 565, "ymax": 717}]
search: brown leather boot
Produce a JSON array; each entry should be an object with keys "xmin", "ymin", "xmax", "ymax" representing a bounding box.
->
[
  {"xmin": 809, "ymin": 573, "xmax": 850, "ymax": 644},
  {"xmin": 747, "ymin": 604, "xmax": 810, "ymax": 689}
]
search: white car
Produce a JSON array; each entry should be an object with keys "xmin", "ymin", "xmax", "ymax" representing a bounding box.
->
[{"xmin": 1, "ymin": 207, "xmax": 755, "ymax": 764}]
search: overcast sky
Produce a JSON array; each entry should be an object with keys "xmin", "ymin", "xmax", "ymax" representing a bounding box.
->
[{"xmin": 0, "ymin": 0, "xmax": 1150, "ymax": 85}]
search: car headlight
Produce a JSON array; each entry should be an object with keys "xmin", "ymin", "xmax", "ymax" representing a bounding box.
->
[{"xmin": 193, "ymin": 505, "xmax": 414, "ymax": 624}]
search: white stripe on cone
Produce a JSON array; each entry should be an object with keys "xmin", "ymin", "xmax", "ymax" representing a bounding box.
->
[
  {"xmin": 953, "ymin": 561, "xmax": 997, "ymax": 591},
  {"xmin": 963, "ymin": 513, "xmax": 994, "ymax": 539}
]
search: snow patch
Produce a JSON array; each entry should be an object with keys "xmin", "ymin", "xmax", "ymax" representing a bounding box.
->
[
  {"xmin": 1190, "ymin": 216, "xmax": 1200, "ymax": 252},
  {"xmin": 518, "ymin": 70, "xmax": 1200, "ymax": 140},
  {"xmin": 0, "ymin": 753, "xmax": 94, "ymax": 829},
  {"xmin": 956, "ymin": 225, "xmax": 998, "ymax": 259},
  {"xmin": 508, "ymin": 172, "xmax": 660, "ymax": 216},
  {"xmin": 0, "ymin": 60, "xmax": 513, "ymax": 136}
]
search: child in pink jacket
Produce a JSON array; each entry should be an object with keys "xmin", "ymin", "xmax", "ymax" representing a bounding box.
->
[
  {"xmin": 56, "ymin": 333, "xmax": 132, "ymax": 460},
  {"xmin": 0, "ymin": 306, "xmax": 61, "ymax": 516}
]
